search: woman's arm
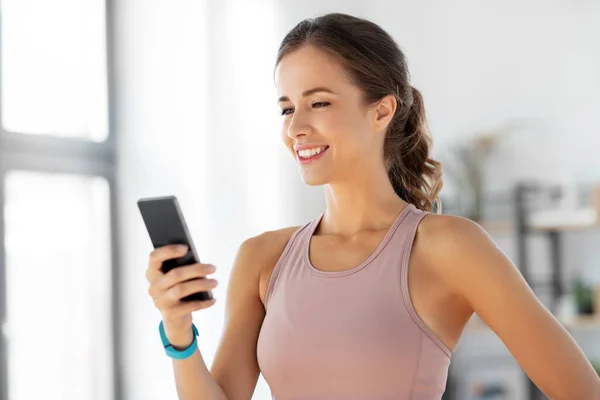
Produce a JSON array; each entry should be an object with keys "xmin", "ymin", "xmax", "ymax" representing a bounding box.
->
[
  {"xmin": 170, "ymin": 343, "xmax": 229, "ymax": 400},
  {"xmin": 423, "ymin": 215, "xmax": 600, "ymax": 400},
  {"xmin": 164, "ymin": 234, "xmax": 271, "ymax": 400},
  {"xmin": 145, "ymin": 244, "xmax": 227, "ymax": 400},
  {"xmin": 207, "ymin": 236, "xmax": 269, "ymax": 400},
  {"xmin": 164, "ymin": 235, "xmax": 267, "ymax": 400},
  {"xmin": 210, "ymin": 226, "xmax": 298, "ymax": 399}
]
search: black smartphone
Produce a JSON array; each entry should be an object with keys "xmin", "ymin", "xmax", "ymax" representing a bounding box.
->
[{"xmin": 137, "ymin": 195, "xmax": 213, "ymax": 302}]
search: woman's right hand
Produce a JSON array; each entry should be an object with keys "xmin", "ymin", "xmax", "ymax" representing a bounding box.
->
[{"xmin": 145, "ymin": 244, "xmax": 218, "ymax": 347}]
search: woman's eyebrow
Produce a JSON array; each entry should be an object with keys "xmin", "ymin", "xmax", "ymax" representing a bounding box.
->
[{"xmin": 278, "ymin": 87, "xmax": 337, "ymax": 103}]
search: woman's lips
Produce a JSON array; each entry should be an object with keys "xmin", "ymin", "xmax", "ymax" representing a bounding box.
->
[{"xmin": 297, "ymin": 146, "xmax": 329, "ymax": 164}]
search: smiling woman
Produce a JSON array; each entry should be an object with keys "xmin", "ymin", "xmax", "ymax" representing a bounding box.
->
[
  {"xmin": 274, "ymin": 22, "xmax": 442, "ymax": 214},
  {"xmin": 145, "ymin": 12, "xmax": 600, "ymax": 400}
]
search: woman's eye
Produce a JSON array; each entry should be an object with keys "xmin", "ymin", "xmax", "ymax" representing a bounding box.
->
[{"xmin": 280, "ymin": 102, "xmax": 330, "ymax": 116}]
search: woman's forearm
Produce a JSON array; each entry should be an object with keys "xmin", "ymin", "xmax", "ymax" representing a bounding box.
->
[
  {"xmin": 171, "ymin": 347, "xmax": 229, "ymax": 400},
  {"xmin": 168, "ymin": 327, "xmax": 228, "ymax": 400}
]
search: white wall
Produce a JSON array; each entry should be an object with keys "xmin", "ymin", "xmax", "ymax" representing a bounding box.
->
[{"xmin": 115, "ymin": 1, "xmax": 600, "ymax": 399}]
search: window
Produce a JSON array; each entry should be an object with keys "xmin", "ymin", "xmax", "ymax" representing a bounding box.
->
[
  {"xmin": 0, "ymin": 1, "xmax": 117, "ymax": 400},
  {"xmin": 1, "ymin": 0, "xmax": 109, "ymax": 141},
  {"xmin": 4, "ymin": 172, "xmax": 113, "ymax": 400}
]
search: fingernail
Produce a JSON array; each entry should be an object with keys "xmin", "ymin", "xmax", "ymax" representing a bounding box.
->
[{"xmin": 178, "ymin": 245, "xmax": 188, "ymax": 252}]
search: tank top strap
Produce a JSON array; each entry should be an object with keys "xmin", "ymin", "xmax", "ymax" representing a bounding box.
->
[
  {"xmin": 396, "ymin": 206, "xmax": 453, "ymax": 358},
  {"xmin": 263, "ymin": 217, "xmax": 318, "ymax": 309}
]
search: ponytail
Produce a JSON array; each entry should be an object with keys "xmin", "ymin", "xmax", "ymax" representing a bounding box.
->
[{"xmin": 384, "ymin": 86, "xmax": 443, "ymax": 213}]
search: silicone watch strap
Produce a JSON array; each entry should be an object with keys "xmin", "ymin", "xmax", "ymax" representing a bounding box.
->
[{"xmin": 159, "ymin": 320, "xmax": 199, "ymax": 359}]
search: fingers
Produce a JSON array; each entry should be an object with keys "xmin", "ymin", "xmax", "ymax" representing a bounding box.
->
[
  {"xmin": 145, "ymin": 245, "xmax": 218, "ymax": 321},
  {"xmin": 147, "ymin": 263, "xmax": 216, "ymax": 299},
  {"xmin": 165, "ymin": 298, "xmax": 217, "ymax": 319},
  {"xmin": 153, "ymin": 277, "xmax": 218, "ymax": 310},
  {"xmin": 145, "ymin": 244, "xmax": 189, "ymax": 282},
  {"xmin": 153, "ymin": 263, "xmax": 216, "ymax": 293}
]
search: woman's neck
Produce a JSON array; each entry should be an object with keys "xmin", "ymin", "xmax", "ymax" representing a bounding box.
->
[{"xmin": 319, "ymin": 173, "xmax": 408, "ymax": 237}]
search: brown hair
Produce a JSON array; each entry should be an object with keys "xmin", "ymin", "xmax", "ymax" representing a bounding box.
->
[{"xmin": 276, "ymin": 13, "xmax": 443, "ymax": 213}]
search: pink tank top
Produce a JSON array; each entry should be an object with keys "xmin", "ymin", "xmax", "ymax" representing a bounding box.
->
[{"xmin": 256, "ymin": 203, "xmax": 452, "ymax": 400}]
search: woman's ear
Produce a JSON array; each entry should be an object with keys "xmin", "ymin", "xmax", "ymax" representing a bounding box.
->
[{"xmin": 373, "ymin": 94, "xmax": 397, "ymax": 132}]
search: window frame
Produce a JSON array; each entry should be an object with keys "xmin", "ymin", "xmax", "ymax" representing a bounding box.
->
[{"xmin": 0, "ymin": 0, "xmax": 122, "ymax": 399}]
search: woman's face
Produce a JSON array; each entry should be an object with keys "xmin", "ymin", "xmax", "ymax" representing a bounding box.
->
[{"xmin": 275, "ymin": 45, "xmax": 390, "ymax": 187}]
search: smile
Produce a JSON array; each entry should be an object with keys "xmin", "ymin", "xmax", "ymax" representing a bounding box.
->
[{"xmin": 296, "ymin": 146, "xmax": 329, "ymax": 164}]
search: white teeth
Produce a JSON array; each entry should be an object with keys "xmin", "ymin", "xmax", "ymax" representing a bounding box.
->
[{"xmin": 298, "ymin": 147, "xmax": 326, "ymax": 158}]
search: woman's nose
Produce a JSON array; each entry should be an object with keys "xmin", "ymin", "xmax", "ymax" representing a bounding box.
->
[{"xmin": 287, "ymin": 112, "xmax": 313, "ymax": 139}]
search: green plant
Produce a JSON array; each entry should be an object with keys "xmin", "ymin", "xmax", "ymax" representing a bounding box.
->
[
  {"xmin": 574, "ymin": 281, "xmax": 594, "ymax": 315},
  {"xmin": 590, "ymin": 360, "xmax": 600, "ymax": 376}
]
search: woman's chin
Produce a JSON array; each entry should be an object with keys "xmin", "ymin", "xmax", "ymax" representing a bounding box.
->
[{"xmin": 300, "ymin": 171, "xmax": 329, "ymax": 187}]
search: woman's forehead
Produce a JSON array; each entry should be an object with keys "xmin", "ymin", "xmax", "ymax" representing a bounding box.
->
[{"xmin": 275, "ymin": 46, "xmax": 352, "ymax": 96}]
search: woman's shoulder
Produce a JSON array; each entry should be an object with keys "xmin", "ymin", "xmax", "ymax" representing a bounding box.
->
[
  {"xmin": 241, "ymin": 226, "xmax": 303, "ymax": 305},
  {"xmin": 243, "ymin": 225, "xmax": 303, "ymax": 258},
  {"xmin": 237, "ymin": 225, "xmax": 303, "ymax": 277},
  {"xmin": 417, "ymin": 212, "xmax": 489, "ymax": 244},
  {"xmin": 415, "ymin": 212, "xmax": 500, "ymax": 277}
]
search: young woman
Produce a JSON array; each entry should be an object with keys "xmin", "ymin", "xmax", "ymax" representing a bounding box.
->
[{"xmin": 145, "ymin": 13, "xmax": 600, "ymax": 400}]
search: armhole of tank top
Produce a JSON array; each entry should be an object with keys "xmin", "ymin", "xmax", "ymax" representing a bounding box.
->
[
  {"xmin": 400, "ymin": 211, "xmax": 453, "ymax": 359},
  {"xmin": 263, "ymin": 224, "xmax": 307, "ymax": 310}
]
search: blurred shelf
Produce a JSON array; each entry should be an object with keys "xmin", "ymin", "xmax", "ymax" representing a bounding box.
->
[
  {"xmin": 465, "ymin": 314, "xmax": 600, "ymax": 332},
  {"xmin": 564, "ymin": 315, "xmax": 600, "ymax": 329},
  {"xmin": 477, "ymin": 207, "xmax": 600, "ymax": 235},
  {"xmin": 529, "ymin": 207, "xmax": 599, "ymax": 232}
]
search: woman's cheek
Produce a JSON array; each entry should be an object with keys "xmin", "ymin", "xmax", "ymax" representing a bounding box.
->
[
  {"xmin": 280, "ymin": 126, "xmax": 294, "ymax": 154},
  {"xmin": 280, "ymin": 120, "xmax": 289, "ymax": 141}
]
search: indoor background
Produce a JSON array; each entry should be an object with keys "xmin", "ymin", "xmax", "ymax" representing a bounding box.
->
[{"xmin": 0, "ymin": 0, "xmax": 599, "ymax": 399}]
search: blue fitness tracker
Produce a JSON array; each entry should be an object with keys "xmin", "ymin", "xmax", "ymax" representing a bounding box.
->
[{"xmin": 159, "ymin": 320, "xmax": 199, "ymax": 360}]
